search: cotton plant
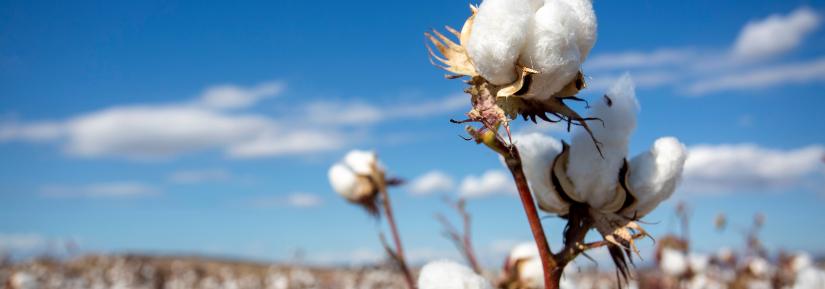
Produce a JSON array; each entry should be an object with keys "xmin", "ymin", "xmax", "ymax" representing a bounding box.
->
[
  {"xmin": 425, "ymin": 0, "xmax": 687, "ymax": 288},
  {"xmin": 327, "ymin": 150, "xmax": 415, "ymax": 289}
]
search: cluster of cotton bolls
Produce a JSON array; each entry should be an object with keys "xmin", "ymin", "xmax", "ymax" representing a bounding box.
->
[
  {"xmin": 467, "ymin": 0, "xmax": 595, "ymax": 98},
  {"xmin": 0, "ymin": 255, "xmax": 411, "ymax": 289},
  {"xmin": 515, "ymin": 75, "xmax": 687, "ymax": 249}
]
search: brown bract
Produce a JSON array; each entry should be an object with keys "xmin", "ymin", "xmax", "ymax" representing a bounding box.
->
[{"xmin": 425, "ymin": 6, "xmax": 601, "ymax": 152}]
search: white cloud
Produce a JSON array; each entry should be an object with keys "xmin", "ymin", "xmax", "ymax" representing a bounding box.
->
[
  {"xmin": 195, "ymin": 81, "xmax": 284, "ymax": 110},
  {"xmin": 408, "ymin": 170, "xmax": 455, "ymax": 196},
  {"xmin": 168, "ymin": 168, "xmax": 231, "ymax": 184},
  {"xmin": 682, "ymin": 144, "xmax": 825, "ymax": 194},
  {"xmin": 226, "ymin": 130, "xmax": 346, "ymax": 158},
  {"xmin": 583, "ymin": 7, "xmax": 824, "ymax": 96},
  {"xmin": 732, "ymin": 7, "xmax": 821, "ymax": 61},
  {"xmin": 304, "ymin": 94, "xmax": 467, "ymax": 126},
  {"xmin": 250, "ymin": 193, "xmax": 324, "ymax": 208},
  {"xmin": 586, "ymin": 48, "xmax": 696, "ymax": 71},
  {"xmin": 686, "ymin": 57, "xmax": 825, "ymax": 95},
  {"xmin": 458, "ymin": 170, "xmax": 516, "ymax": 198},
  {"xmin": 40, "ymin": 182, "xmax": 159, "ymax": 198},
  {"xmin": 0, "ymin": 234, "xmax": 46, "ymax": 252}
]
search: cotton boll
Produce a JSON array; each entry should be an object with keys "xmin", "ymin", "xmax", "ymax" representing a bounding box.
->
[
  {"xmin": 689, "ymin": 254, "xmax": 710, "ymax": 274},
  {"xmin": 660, "ymin": 248, "xmax": 688, "ymax": 277},
  {"xmin": 506, "ymin": 242, "xmax": 543, "ymax": 289},
  {"xmin": 627, "ymin": 137, "xmax": 687, "ymax": 217},
  {"xmin": 518, "ymin": 1, "xmax": 583, "ymax": 99},
  {"xmin": 558, "ymin": 0, "xmax": 597, "ymax": 59},
  {"xmin": 567, "ymin": 74, "xmax": 639, "ymax": 210},
  {"xmin": 747, "ymin": 257, "xmax": 771, "ymax": 278},
  {"xmin": 343, "ymin": 150, "xmax": 377, "ymax": 175},
  {"xmin": 791, "ymin": 253, "xmax": 813, "ymax": 273},
  {"xmin": 418, "ymin": 260, "xmax": 493, "ymax": 289},
  {"xmin": 515, "ymin": 133, "xmax": 568, "ymax": 214},
  {"xmin": 328, "ymin": 164, "xmax": 359, "ymax": 200},
  {"xmin": 793, "ymin": 267, "xmax": 825, "ymax": 289},
  {"xmin": 467, "ymin": 0, "xmax": 536, "ymax": 85}
]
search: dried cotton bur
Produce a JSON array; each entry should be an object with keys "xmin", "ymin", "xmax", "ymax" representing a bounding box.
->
[{"xmin": 426, "ymin": 0, "xmax": 602, "ymax": 153}]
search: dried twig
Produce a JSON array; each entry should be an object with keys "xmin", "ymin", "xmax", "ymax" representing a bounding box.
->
[{"xmin": 435, "ymin": 197, "xmax": 483, "ymax": 274}]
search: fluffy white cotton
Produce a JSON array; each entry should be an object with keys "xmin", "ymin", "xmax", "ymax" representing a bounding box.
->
[
  {"xmin": 627, "ymin": 136, "xmax": 687, "ymax": 217},
  {"xmin": 507, "ymin": 242, "xmax": 544, "ymax": 289},
  {"xmin": 747, "ymin": 257, "xmax": 771, "ymax": 278},
  {"xmin": 418, "ymin": 260, "xmax": 493, "ymax": 289},
  {"xmin": 515, "ymin": 133, "xmax": 568, "ymax": 214},
  {"xmin": 792, "ymin": 253, "xmax": 814, "ymax": 272},
  {"xmin": 467, "ymin": 0, "xmax": 536, "ymax": 85},
  {"xmin": 688, "ymin": 254, "xmax": 710, "ymax": 274},
  {"xmin": 793, "ymin": 267, "xmax": 825, "ymax": 289},
  {"xmin": 343, "ymin": 150, "xmax": 377, "ymax": 175},
  {"xmin": 518, "ymin": 0, "xmax": 583, "ymax": 99},
  {"xmin": 567, "ymin": 74, "xmax": 639, "ymax": 211},
  {"xmin": 660, "ymin": 248, "xmax": 688, "ymax": 277},
  {"xmin": 558, "ymin": 0, "xmax": 597, "ymax": 59},
  {"xmin": 328, "ymin": 163, "xmax": 359, "ymax": 200}
]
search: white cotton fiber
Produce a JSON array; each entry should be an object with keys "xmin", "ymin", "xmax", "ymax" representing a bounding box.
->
[
  {"xmin": 507, "ymin": 242, "xmax": 544, "ymax": 289},
  {"xmin": 418, "ymin": 260, "xmax": 493, "ymax": 289},
  {"xmin": 660, "ymin": 248, "xmax": 688, "ymax": 277},
  {"xmin": 558, "ymin": 0, "xmax": 597, "ymax": 59},
  {"xmin": 518, "ymin": 1, "xmax": 582, "ymax": 99},
  {"xmin": 515, "ymin": 133, "xmax": 568, "ymax": 214},
  {"xmin": 343, "ymin": 150, "xmax": 377, "ymax": 175},
  {"xmin": 627, "ymin": 137, "xmax": 687, "ymax": 218},
  {"xmin": 688, "ymin": 254, "xmax": 710, "ymax": 274},
  {"xmin": 467, "ymin": 0, "xmax": 536, "ymax": 85},
  {"xmin": 566, "ymin": 74, "xmax": 639, "ymax": 211},
  {"xmin": 328, "ymin": 163, "xmax": 358, "ymax": 200}
]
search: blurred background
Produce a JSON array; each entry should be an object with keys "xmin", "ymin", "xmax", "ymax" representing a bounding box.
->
[{"xmin": 1, "ymin": 0, "xmax": 824, "ymax": 288}]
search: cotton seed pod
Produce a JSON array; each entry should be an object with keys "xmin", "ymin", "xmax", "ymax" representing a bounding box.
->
[
  {"xmin": 418, "ymin": 260, "xmax": 493, "ymax": 289},
  {"xmin": 327, "ymin": 150, "xmax": 383, "ymax": 216}
]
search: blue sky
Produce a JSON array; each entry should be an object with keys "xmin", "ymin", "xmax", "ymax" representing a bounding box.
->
[{"xmin": 1, "ymin": 0, "xmax": 824, "ymax": 267}]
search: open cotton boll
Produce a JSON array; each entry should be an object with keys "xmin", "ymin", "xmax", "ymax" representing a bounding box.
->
[
  {"xmin": 688, "ymin": 254, "xmax": 710, "ymax": 274},
  {"xmin": 518, "ymin": 1, "xmax": 583, "ymax": 99},
  {"xmin": 328, "ymin": 164, "xmax": 359, "ymax": 200},
  {"xmin": 514, "ymin": 133, "xmax": 568, "ymax": 214},
  {"xmin": 343, "ymin": 150, "xmax": 378, "ymax": 175},
  {"xmin": 467, "ymin": 0, "xmax": 536, "ymax": 85},
  {"xmin": 558, "ymin": 0, "xmax": 597, "ymax": 59},
  {"xmin": 792, "ymin": 253, "xmax": 814, "ymax": 272},
  {"xmin": 567, "ymin": 74, "xmax": 639, "ymax": 210},
  {"xmin": 660, "ymin": 248, "xmax": 688, "ymax": 277},
  {"xmin": 793, "ymin": 267, "xmax": 825, "ymax": 289},
  {"xmin": 507, "ymin": 242, "xmax": 544, "ymax": 289},
  {"xmin": 747, "ymin": 257, "xmax": 771, "ymax": 278},
  {"xmin": 418, "ymin": 260, "xmax": 493, "ymax": 289},
  {"xmin": 627, "ymin": 137, "xmax": 687, "ymax": 217}
]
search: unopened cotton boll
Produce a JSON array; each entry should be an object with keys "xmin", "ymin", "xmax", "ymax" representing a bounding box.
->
[
  {"xmin": 567, "ymin": 74, "xmax": 639, "ymax": 210},
  {"xmin": 660, "ymin": 248, "xmax": 688, "ymax": 277},
  {"xmin": 515, "ymin": 133, "xmax": 568, "ymax": 214},
  {"xmin": 518, "ymin": 0, "xmax": 583, "ymax": 99},
  {"xmin": 627, "ymin": 136, "xmax": 687, "ymax": 217},
  {"xmin": 466, "ymin": 0, "xmax": 536, "ymax": 85},
  {"xmin": 418, "ymin": 260, "xmax": 493, "ymax": 289}
]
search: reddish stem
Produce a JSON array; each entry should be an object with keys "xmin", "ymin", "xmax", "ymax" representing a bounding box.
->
[
  {"xmin": 502, "ymin": 148, "xmax": 558, "ymax": 289},
  {"xmin": 379, "ymin": 187, "xmax": 416, "ymax": 289}
]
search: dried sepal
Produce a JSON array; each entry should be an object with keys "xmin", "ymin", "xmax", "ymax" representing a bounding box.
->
[
  {"xmin": 425, "ymin": 10, "xmax": 478, "ymax": 79},
  {"xmin": 592, "ymin": 209, "xmax": 653, "ymax": 287},
  {"xmin": 549, "ymin": 142, "xmax": 583, "ymax": 205}
]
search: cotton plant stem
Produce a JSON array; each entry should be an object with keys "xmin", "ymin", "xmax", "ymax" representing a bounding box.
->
[
  {"xmin": 379, "ymin": 187, "xmax": 416, "ymax": 289},
  {"xmin": 496, "ymin": 144, "xmax": 558, "ymax": 289}
]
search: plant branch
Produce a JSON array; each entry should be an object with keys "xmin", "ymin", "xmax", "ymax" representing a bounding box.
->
[
  {"xmin": 436, "ymin": 197, "xmax": 483, "ymax": 274},
  {"xmin": 484, "ymin": 136, "xmax": 556, "ymax": 289},
  {"xmin": 378, "ymin": 186, "xmax": 416, "ymax": 289}
]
